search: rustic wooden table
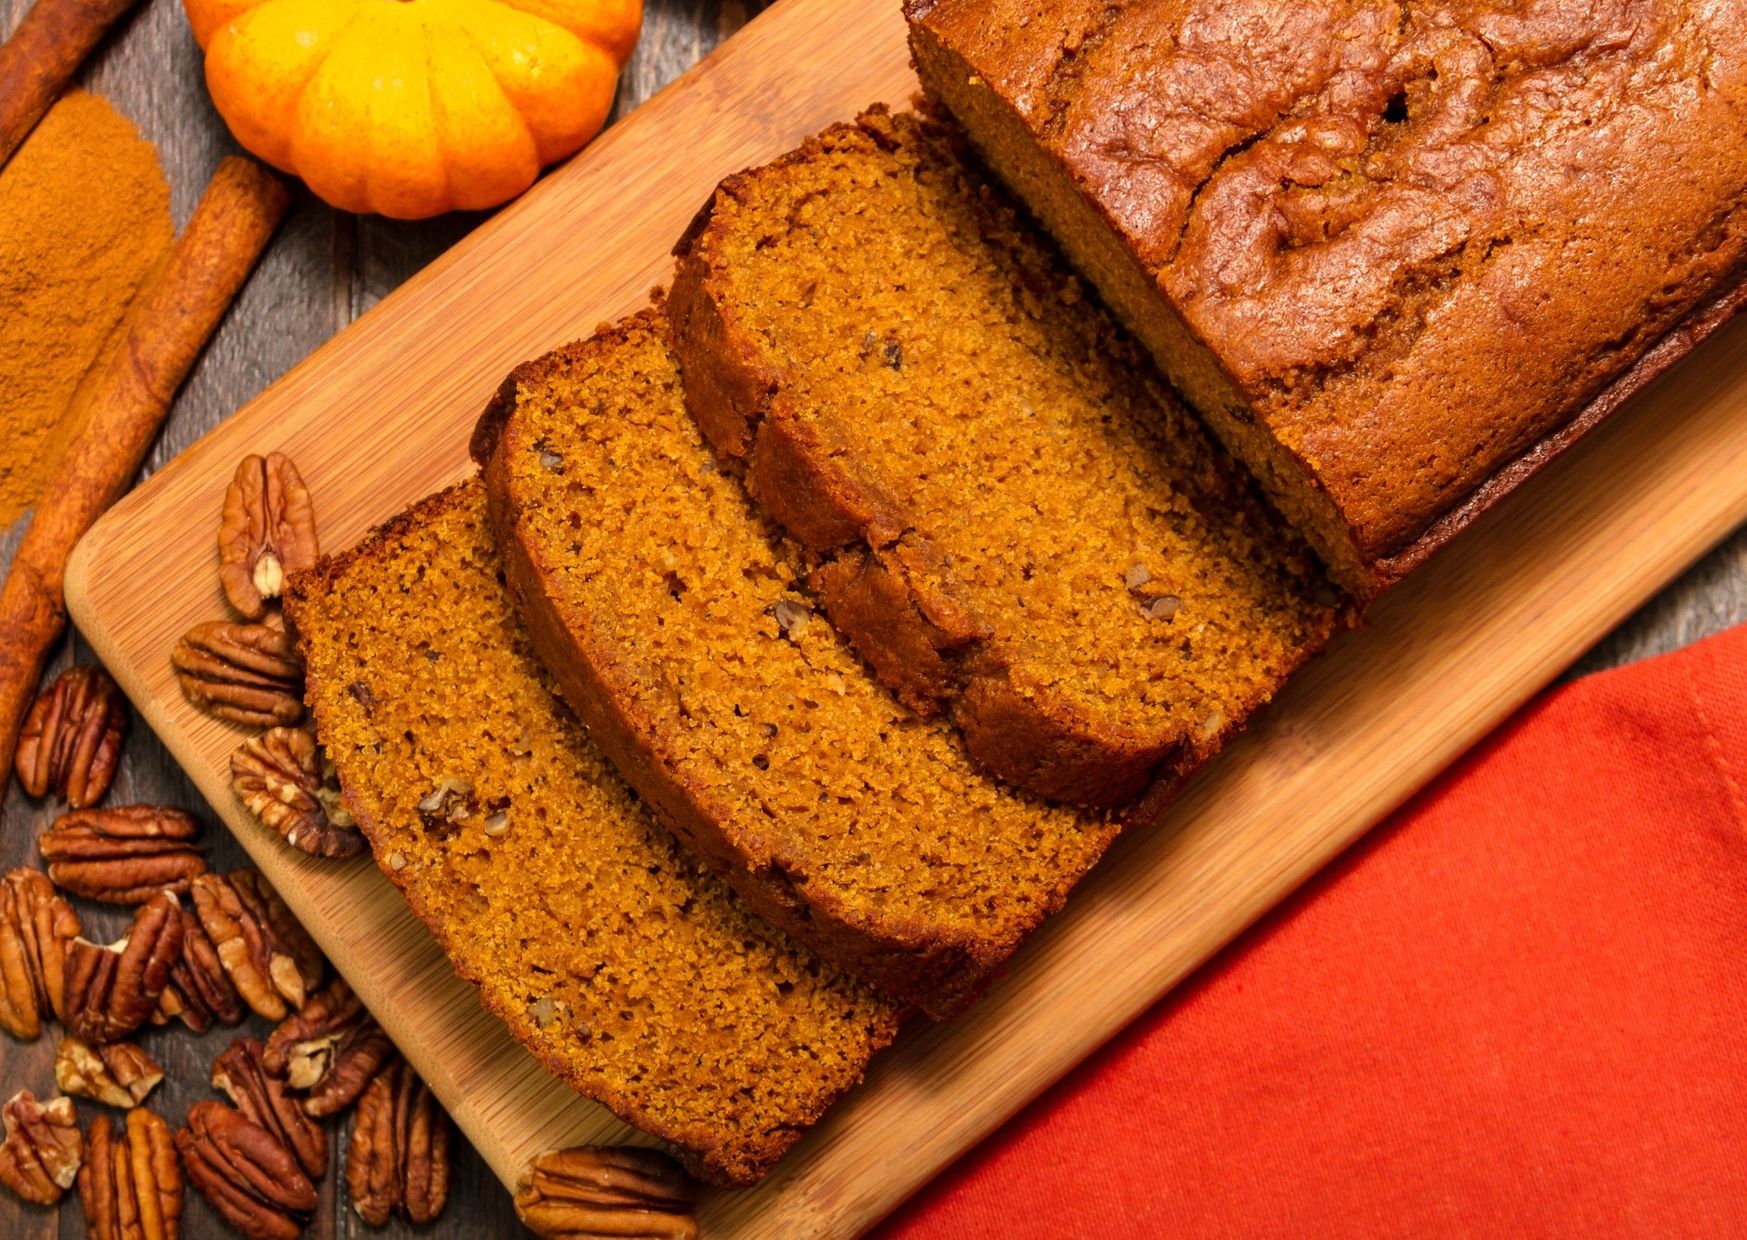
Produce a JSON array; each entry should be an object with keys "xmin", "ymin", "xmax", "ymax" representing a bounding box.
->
[{"xmin": 0, "ymin": 0, "xmax": 1741, "ymax": 1237}]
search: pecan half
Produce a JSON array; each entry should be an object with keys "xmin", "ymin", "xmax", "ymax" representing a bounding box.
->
[
  {"xmin": 219, "ymin": 452, "xmax": 319, "ymax": 620},
  {"xmin": 177, "ymin": 1100, "xmax": 315, "ymax": 1240},
  {"xmin": 347, "ymin": 1060, "xmax": 451, "ymax": 1227},
  {"xmin": 514, "ymin": 1145, "xmax": 699, "ymax": 1240},
  {"xmin": 172, "ymin": 622, "xmax": 305, "ymax": 728},
  {"xmin": 230, "ymin": 727, "xmax": 363, "ymax": 859},
  {"xmin": 64, "ymin": 891, "xmax": 185, "ymax": 1044},
  {"xmin": 190, "ymin": 870, "xmax": 324, "ymax": 1021},
  {"xmin": 264, "ymin": 975, "xmax": 394, "ymax": 1117},
  {"xmin": 0, "ymin": 1090, "xmax": 82, "ymax": 1205},
  {"xmin": 15, "ymin": 665, "xmax": 128, "ymax": 807},
  {"xmin": 38, "ymin": 806, "xmax": 206, "ymax": 904},
  {"xmin": 154, "ymin": 906, "xmax": 246, "ymax": 1034},
  {"xmin": 212, "ymin": 1037, "xmax": 326, "ymax": 1181},
  {"xmin": 56, "ymin": 1037, "xmax": 164, "ymax": 1108},
  {"xmin": 80, "ymin": 1109, "xmax": 183, "ymax": 1240},
  {"xmin": 0, "ymin": 867, "xmax": 80, "ymax": 1039}
]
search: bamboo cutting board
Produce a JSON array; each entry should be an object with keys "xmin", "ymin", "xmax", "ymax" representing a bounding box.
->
[{"xmin": 62, "ymin": 0, "xmax": 1747, "ymax": 1233}]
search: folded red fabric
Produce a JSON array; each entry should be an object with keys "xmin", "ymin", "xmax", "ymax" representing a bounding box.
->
[{"xmin": 881, "ymin": 624, "xmax": 1747, "ymax": 1238}]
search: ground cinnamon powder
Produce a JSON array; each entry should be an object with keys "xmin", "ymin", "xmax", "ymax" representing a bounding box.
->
[{"xmin": 0, "ymin": 89, "xmax": 172, "ymax": 526}]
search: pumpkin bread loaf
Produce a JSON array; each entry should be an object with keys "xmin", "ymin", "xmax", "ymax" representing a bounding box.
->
[
  {"xmin": 474, "ymin": 308, "xmax": 1121, "ymax": 1020},
  {"xmin": 908, "ymin": 0, "xmax": 1747, "ymax": 598},
  {"xmin": 670, "ymin": 107, "xmax": 1342, "ymax": 807},
  {"xmin": 284, "ymin": 481, "xmax": 899, "ymax": 1186}
]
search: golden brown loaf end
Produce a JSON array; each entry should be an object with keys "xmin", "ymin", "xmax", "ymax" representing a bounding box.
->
[
  {"xmin": 669, "ymin": 107, "xmax": 1343, "ymax": 808},
  {"xmin": 908, "ymin": 0, "xmax": 1747, "ymax": 598},
  {"xmin": 284, "ymin": 481, "xmax": 900, "ymax": 1187},
  {"xmin": 474, "ymin": 308, "xmax": 1122, "ymax": 1020}
]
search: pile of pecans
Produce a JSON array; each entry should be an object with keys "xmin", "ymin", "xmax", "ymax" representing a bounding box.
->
[
  {"xmin": 0, "ymin": 666, "xmax": 453, "ymax": 1236},
  {"xmin": 0, "ymin": 449, "xmax": 455, "ymax": 1238},
  {"xmin": 171, "ymin": 451, "xmax": 368, "ymax": 863},
  {"xmin": 0, "ymin": 666, "xmax": 455, "ymax": 1236}
]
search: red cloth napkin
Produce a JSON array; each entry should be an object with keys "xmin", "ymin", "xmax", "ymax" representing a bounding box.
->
[{"xmin": 880, "ymin": 624, "xmax": 1747, "ymax": 1238}]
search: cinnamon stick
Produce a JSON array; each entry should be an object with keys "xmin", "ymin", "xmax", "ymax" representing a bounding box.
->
[
  {"xmin": 0, "ymin": 155, "xmax": 288, "ymax": 793},
  {"xmin": 0, "ymin": 0, "xmax": 142, "ymax": 169}
]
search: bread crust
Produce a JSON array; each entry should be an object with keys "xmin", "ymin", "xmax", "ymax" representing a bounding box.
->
[
  {"xmin": 286, "ymin": 483, "xmax": 899, "ymax": 1186},
  {"xmin": 475, "ymin": 313, "xmax": 1113, "ymax": 1018},
  {"xmin": 1369, "ymin": 273, "xmax": 1747, "ymax": 585}
]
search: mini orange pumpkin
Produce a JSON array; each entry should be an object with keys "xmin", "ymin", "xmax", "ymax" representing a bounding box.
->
[{"xmin": 183, "ymin": 0, "xmax": 641, "ymax": 219}]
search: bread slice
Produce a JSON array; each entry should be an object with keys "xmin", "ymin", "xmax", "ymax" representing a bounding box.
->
[
  {"xmin": 284, "ymin": 481, "xmax": 899, "ymax": 1186},
  {"xmin": 474, "ymin": 308, "xmax": 1120, "ymax": 1020},
  {"xmin": 669, "ymin": 108, "xmax": 1342, "ymax": 807}
]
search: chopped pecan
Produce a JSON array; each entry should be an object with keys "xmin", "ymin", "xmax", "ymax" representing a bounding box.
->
[
  {"xmin": 0, "ymin": 1090, "xmax": 82, "ymax": 1205},
  {"xmin": 219, "ymin": 452, "xmax": 319, "ymax": 620},
  {"xmin": 154, "ymin": 906, "xmax": 246, "ymax": 1034},
  {"xmin": 80, "ymin": 1109, "xmax": 183, "ymax": 1240},
  {"xmin": 37, "ymin": 805, "xmax": 206, "ymax": 904},
  {"xmin": 212, "ymin": 1037, "xmax": 326, "ymax": 1181},
  {"xmin": 15, "ymin": 665, "xmax": 128, "ymax": 808},
  {"xmin": 0, "ymin": 867, "xmax": 80, "ymax": 1039},
  {"xmin": 230, "ymin": 727, "xmax": 364, "ymax": 859},
  {"xmin": 172, "ymin": 622, "xmax": 305, "ymax": 728},
  {"xmin": 415, "ymin": 775, "xmax": 474, "ymax": 826},
  {"xmin": 190, "ymin": 870, "xmax": 324, "ymax": 1021},
  {"xmin": 56, "ymin": 1037, "xmax": 164, "ymax": 1108},
  {"xmin": 264, "ymin": 975, "xmax": 394, "ymax": 1116},
  {"xmin": 64, "ymin": 891, "xmax": 185, "ymax": 1044},
  {"xmin": 347, "ymin": 1060, "xmax": 451, "ymax": 1227},
  {"xmin": 514, "ymin": 1145, "xmax": 699, "ymax": 1240},
  {"xmin": 177, "ymin": 1100, "xmax": 315, "ymax": 1240}
]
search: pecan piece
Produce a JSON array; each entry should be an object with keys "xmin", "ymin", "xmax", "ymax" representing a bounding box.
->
[
  {"xmin": 230, "ymin": 726, "xmax": 364, "ymax": 859},
  {"xmin": 172, "ymin": 622, "xmax": 305, "ymax": 728},
  {"xmin": 15, "ymin": 665, "xmax": 128, "ymax": 807},
  {"xmin": 0, "ymin": 1090, "xmax": 82, "ymax": 1205},
  {"xmin": 347, "ymin": 1060, "xmax": 452, "ymax": 1227},
  {"xmin": 153, "ymin": 906, "xmax": 246, "ymax": 1033},
  {"xmin": 177, "ymin": 1100, "xmax": 315, "ymax": 1240},
  {"xmin": 212, "ymin": 1037, "xmax": 326, "ymax": 1181},
  {"xmin": 219, "ymin": 452, "xmax": 319, "ymax": 620},
  {"xmin": 190, "ymin": 870, "xmax": 324, "ymax": 1021},
  {"xmin": 64, "ymin": 891, "xmax": 185, "ymax": 1044},
  {"xmin": 80, "ymin": 1109, "xmax": 183, "ymax": 1240},
  {"xmin": 37, "ymin": 806, "xmax": 206, "ymax": 904},
  {"xmin": 56, "ymin": 1037, "xmax": 165, "ymax": 1108},
  {"xmin": 514, "ymin": 1145, "xmax": 699, "ymax": 1240},
  {"xmin": 0, "ymin": 866, "xmax": 80, "ymax": 1039},
  {"xmin": 264, "ymin": 975, "xmax": 394, "ymax": 1116}
]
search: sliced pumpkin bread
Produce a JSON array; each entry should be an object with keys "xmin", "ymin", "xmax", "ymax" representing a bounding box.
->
[
  {"xmin": 670, "ymin": 107, "xmax": 1344, "ymax": 807},
  {"xmin": 474, "ymin": 308, "xmax": 1120, "ymax": 1020},
  {"xmin": 284, "ymin": 480, "xmax": 899, "ymax": 1186}
]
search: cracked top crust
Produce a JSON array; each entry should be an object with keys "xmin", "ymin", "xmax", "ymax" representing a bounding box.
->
[{"xmin": 912, "ymin": 0, "xmax": 1747, "ymax": 565}]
